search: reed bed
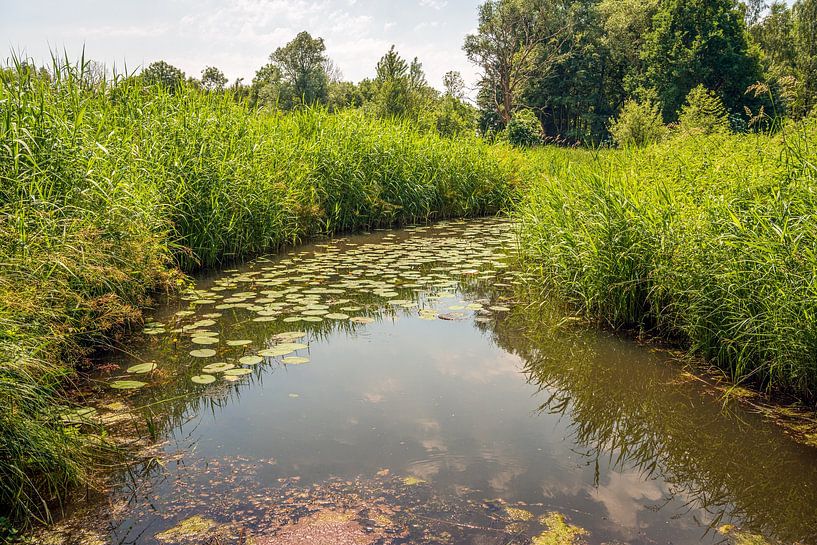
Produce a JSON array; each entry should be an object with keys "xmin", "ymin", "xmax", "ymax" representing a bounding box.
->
[
  {"xmin": 516, "ymin": 123, "xmax": 817, "ymax": 399},
  {"xmin": 0, "ymin": 58, "xmax": 514, "ymax": 523}
]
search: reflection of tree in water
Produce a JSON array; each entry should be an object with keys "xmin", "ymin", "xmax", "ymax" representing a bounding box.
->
[{"xmin": 486, "ymin": 301, "xmax": 817, "ymax": 543}]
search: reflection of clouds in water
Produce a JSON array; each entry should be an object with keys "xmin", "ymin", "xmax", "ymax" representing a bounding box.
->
[
  {"xmin": 431, "ymin": 348, "xmax": 523, "ymax": 384},
  {"xmin": 540, "ymin": 476, "xmax": 587, "ymax": 499},
  {"xmin": 488, "ymin": 465, "xmax": 527, "ymax": 494},
  {"xmin": 361, "ymin": 378, "xmax": 401, "ymax": 404},
  {"xmin": 417, "ymin": 418, "xmax": 447, "ymax": 453},
  {"xmin": 592, "ymin": 471, "xmax": 665, "ymax": 530}
]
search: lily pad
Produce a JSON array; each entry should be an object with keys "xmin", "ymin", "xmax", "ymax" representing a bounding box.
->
[
  {"xmin": 126, "ymin": 362, "xmax": 157, "ymax": 374},
  {"xmin": 191, "ymin": 337, "xmax": 219, "ymax": 345},
  {"xmin": 202, "ymin": 362, "xmax": 235, "ymax": 373},
  {"xmin": 110, "ymin": 380, "xmax": 147, "ymax": 390},
  {"xmin": 191, "ymin": 374, "xmax": 216, "ymax": 385},
  {"xmin": 190, "ymin": 349, "xmax": 217, "ymax": 358},
  {"xmin": 239, "ymin": 355, "xmax": 263, "ymax": 365},
  {"xmin": 282, "ymin": 356, "xmax": 310, "ymax": 365},
  {"xmin": 350, "ymin": 317, "xmax": 375, "ymax": 324},
  {"xmin": 324, "ymin": 313, "xmax": 350, "ymax": 320},
  {"xmin": 259, "ymin": 347, "xmax": 295, "ymax": 357},
  {"xmin": 226, "ymin": 339, "xmax": 252, "ymax": 347},
  {"xmin": 224, "ymin": 368, "xmax": 253, "ymax": 377}
]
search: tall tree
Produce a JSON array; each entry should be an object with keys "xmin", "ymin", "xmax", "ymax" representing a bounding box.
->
[
  {"xmin": 141, "ymin": 61, "xmax": 185, "ymax": 92},
  {"xmin": 270, "ymin": 31, "xmax": 329, "ymax": 108},
  {"xmin": 201, "ymin": 66, "xmax": 228, "ymax": 92},
  {"xmin": 464, "ymin": 0, "xmax": 572, "ymax": 126},
  {"xmin": 640, "ymin": 0, "xmax": 763, "ymax": 121},
  {"xmin": 742, "ymin": 0, "xmax": 768, "ymax": 25},
  {"xmin": 523, "ymin": 0, "xmax": 611, "ymax": 142},
  {"xmin": 752, "ymin": 1, "xmax": 796, "ymax": 73},
  {"xmin": 443, "ymin": 71, "xmax": 466, "ymax": 99},
  {"xmin": 793, "ymin": 0, "xmax": 817, "ymax": 116},
  {"xmin": 250, "ymin": 63, "xmax": 283, "ymax": 109}
]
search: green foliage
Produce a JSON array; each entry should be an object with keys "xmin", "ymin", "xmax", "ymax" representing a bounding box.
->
[
  {"xmin": 0, "ymin": 57, "xmax": 516, "ymax": 525},
  {"xmin": 371, "ymin": 46, "xmax": 438, "ymax": 123},
  {"xmin": 609, "ymin": 99, "xmax": 666, "ymax": 147},
  {"xmin": 270, "ymin": 31, "xmax": 329, "ymax": 108},
  {"xmin": 640, "ymin": 0, "xmax": 762, "ymax": 122},
  {"xmin": 436, "ymin": 95, "xmax": 476, "ymax": 137},
  {"xmin": 201, "ymin": 66, "xmax": 227, "ymax": 92},
  {"xmin": 506, "ymin": 109, "xmax": 543, "ymax": 146},
  {"xmin": 793, "ymin": 0, "xmax": 817, "ymax": 116},
  {"xmin": 141, "ymin": 60, "xmax": 185, "ymax": 92},
  {"xmin": 465, "ymin": 0, "xmax": 571, "ymax": 127},
  {"xmin": 516, "ymin": 120, "xmax": 817, "ymax": 398},
  {"xmin": 677, "ymin": 84, "xmax": 731, "ymax": 134}
]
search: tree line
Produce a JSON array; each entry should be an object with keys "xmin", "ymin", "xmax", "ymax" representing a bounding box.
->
[
  {"xmin": 9, "ymin": 0, "xmax": 814, "ymax": 146},
  {"xmin": 466, "ymin": 0, "xmax": 817, "ymax": 144},
  {"xmin": 139, "ymin": 31, "xmax": 475, "ymax": 138}
]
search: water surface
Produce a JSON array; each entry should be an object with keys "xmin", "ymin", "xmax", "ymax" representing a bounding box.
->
[{"xmin": 52, "ymin": 219, "xmax": 817, "ymax": 545}]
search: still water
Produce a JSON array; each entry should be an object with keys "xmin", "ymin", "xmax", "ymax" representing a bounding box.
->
[{"xmin": 52, "ymin": 219, "xmax": 817, "ymax": 545}]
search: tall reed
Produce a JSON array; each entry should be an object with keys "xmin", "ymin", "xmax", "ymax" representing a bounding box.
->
[{"xmin": 516, "ymin": 123, "xmax": 817, "ymax": 398}]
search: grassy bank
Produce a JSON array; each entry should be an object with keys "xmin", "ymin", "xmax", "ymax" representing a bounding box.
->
[
  {"xmin": 516, "ymin": 123, "xmax": 817, "ymax": 399},
  {"xmin": 0, "ymin": 60, "xmax": 515, "ymax": 522}
]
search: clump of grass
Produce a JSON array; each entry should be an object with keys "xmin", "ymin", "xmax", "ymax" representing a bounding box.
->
[
  {"xmin": 0, "ymin": 56, "xmax": 516, "ymax": 523},
  {"xmin": 516, "ymin": 122, "xmax": 817, "ymax": 398}
]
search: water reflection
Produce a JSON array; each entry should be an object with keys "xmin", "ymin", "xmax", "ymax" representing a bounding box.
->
[
  {"xmin": 493, "ymin": 303, "xmax": 817, "ymax": 542},
  {"xmin": 46, "ymin": 219, "xmax": 817, "ymax": 545}
]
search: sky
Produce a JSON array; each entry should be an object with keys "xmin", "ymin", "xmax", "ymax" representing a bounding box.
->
[{"xmin": 1, "ymin": 0, "xmax": 484, "ymax": 92}]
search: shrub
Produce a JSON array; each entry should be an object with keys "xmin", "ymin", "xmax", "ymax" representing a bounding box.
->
[
  {"xmin": 677, "ymin": 84, "xmax": 731, "ymax": 134},
  {"xmin": 506, "ymin": 109, "xmax": 543, "ymax": 147},
  {"xmin": 609, "ymin": 99, "xmax": 667, "ymax": 147}
]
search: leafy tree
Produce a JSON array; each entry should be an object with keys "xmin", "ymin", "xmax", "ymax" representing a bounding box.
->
[
  {"xmin": 742, "ymin": 0, "xmax": 768, "ymax": 25},
  {"xmin": 752, "ymin": 1, "xmax": 796, "ymax": 73},
  {"xmin": 464, "ymin": 0, "xmax": 572, "ymax": 126},
  {"xmin": 201, "ymin": 66, "xmax": 228, "ymax": 91},
  {"xmin": 370, "ymin": 46, "xmax": 437, "ymax": 121},
  {"xmin": 327, "ymin": 80, "xmax": 363, "ymax": 112},
  {"xmin": 523, "ymin": 0, "xmax": 610, "ymax": 143},
  {"xmin": 640, "ymin": 0, "xmax": 763, "ymax": 121},
  {"xmin": 436, "ymin": 75, "xmax": 477, "ymax": 138},
  {"xmin": 270, "ymin": 31, "xmax": 329, "ymax": 108},
  {"xmin": 443, "ymin": 71, "xmax": 466, "ymax": 99},
  {"xmin": 141, "ymin": 61, "xmax": 185, "ymax": 92},
  {"xmin": 598, "ymin": 0, "xmax": 659, "ymax": 105},
  {"xmin": 676, "ymin": 84, "xmax": 731, "ymax": 134},
  {"xmin": 793, "ymin": 0, "xmax": 817, "ymax": 116},
  {"xmin": 250, "ymin": 63, "xmax": 283, "ymax": 109},
  {"xmin": 609, "ymin": 99, "xmax": 666, "ymax": 147},
  {"xmin": 374, "ymin": 46, "xmax": 411, "ymax": 118}
]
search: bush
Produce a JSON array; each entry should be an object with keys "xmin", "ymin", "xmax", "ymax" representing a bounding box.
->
[
  {"xmin": 609, "ymin": 99, "xmax": 667, "ymax": 147},
  {"xmin": 677, "ymin": 84, "xmax": 731, "ymax": 134},
  {"xmin": 506, "ymin": 109, "xmax": 543, "ymax": 147}
]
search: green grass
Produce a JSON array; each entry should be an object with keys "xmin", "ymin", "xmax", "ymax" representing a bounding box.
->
[
  {"xmin": 0, "ymin": 57, "xmax": 515, "ymax": 524},
  {"xmin": 515, "ymin": 123, "xmax": 817, "ymax": 398}
]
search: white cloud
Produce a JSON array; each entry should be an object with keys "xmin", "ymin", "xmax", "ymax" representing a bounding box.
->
[{"xmin": 419, "ymin": 0, "xmax": 448, "ymax": 9}]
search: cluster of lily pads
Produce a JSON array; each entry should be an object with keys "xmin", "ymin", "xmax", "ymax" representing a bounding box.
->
[{"xmin": 108, "ymin": 220, "xmax": 519, "ymax": 392}]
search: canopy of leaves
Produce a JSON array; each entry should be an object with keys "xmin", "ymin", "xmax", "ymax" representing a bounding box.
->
[{"xmin": 141, "ymin": 61, "xmax": 185, "ymax": 92}]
